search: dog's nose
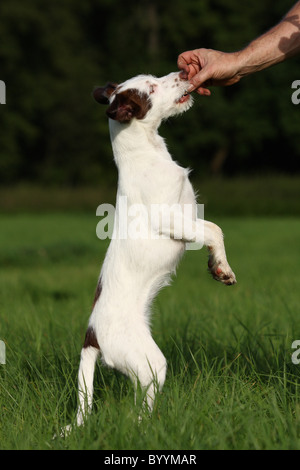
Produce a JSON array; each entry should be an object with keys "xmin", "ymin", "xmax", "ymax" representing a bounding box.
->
[{"xmin": 179, "ymin": 70, "xmax": 188, "ymax": 80}]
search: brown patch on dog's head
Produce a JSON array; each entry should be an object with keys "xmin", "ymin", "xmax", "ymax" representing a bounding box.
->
[{"xmin": 106, "ymin": 88, "xmax": 152, "ymax": 123}]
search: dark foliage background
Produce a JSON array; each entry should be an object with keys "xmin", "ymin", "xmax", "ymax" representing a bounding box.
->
[{"xmin": 0, "ymin": 0, "xmax": 299, "ymax": 186}]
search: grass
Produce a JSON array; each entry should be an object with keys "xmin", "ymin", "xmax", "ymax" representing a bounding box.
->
[
  {"xmin": 0, "ymin": 212, "xmax": 300, "ymax": 449},
  {"xmin": 1, "ymin": 175, "xmax": 300, "ymax": 216}
]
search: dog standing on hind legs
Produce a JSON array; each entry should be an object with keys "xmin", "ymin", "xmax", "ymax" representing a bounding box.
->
[{"xmin": 66, "ymin": 72, "xmax": 236, "ymax": 432}]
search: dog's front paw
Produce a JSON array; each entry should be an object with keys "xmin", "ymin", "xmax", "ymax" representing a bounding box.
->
[{"xmin": 208, "ymin": 258, "xmax": 237, "ymax": 286}]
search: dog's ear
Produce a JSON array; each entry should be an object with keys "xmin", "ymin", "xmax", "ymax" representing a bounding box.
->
[
  {"xmin": 93, "ymin": 83, "xmax": 118, "ymax": 104},
  {"xmin": 106, "ymin": 89, "xmax": 152, "ymax": 123}
]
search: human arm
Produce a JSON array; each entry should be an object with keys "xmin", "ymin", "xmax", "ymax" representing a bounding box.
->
[{"xmin": 177, "ymin": 1, "xmax": 300, "ymax": 95}]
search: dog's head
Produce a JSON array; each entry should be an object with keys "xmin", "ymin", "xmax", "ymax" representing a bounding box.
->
[{"xmin": 93, "ymin": 72, "xmax": 193, "ymax": 125}]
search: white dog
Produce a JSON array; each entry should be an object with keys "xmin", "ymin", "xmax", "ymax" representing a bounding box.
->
[{"xmin": 70, "ymin": 72, "xmax": 236, "ymax": 428}]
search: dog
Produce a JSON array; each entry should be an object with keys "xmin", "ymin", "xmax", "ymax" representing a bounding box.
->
[{"xmin": 69, "ymin": 72, "xmax": 236, "ymax": 429}]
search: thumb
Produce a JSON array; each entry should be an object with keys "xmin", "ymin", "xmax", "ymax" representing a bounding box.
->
[{"xmin": 187, "ymin": 69, "xmax": 211, "ymax": 92}]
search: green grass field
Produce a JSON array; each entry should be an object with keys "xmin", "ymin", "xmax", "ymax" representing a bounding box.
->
[{"xmin": 1, "ymin": 212, "xmax": 300, "ymax": 449}]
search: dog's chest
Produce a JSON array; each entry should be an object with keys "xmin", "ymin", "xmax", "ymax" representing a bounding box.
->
[{"xmin": 119, "ymin": 158, "xmax": 190, "ymax": 206}]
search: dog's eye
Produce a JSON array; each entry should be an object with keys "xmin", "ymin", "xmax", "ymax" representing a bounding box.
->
[{"xmin": 149, "ymin": 84, "xmax": 156, "ymax": 94}]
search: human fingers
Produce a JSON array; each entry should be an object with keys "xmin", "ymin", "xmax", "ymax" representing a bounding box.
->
[
  {"xmin": 194, "ymin": 87, "xmax": 211, "ymax": 96},
  {"xmin": 177, "ymin": 51, "xmax": 203, "ymax": 80},
  {"xmin": 187, "ymin": 68, "xmax": 212, "ymax": 92},
  {"xmin": 189, "ymin": 86, "xmax": 211, "ymax": 96},
  {"xmin": 177, "ymin": 51, "xmax": 194, "ymax": 71}
]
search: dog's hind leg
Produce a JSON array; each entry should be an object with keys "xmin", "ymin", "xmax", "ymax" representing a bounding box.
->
[
  {"xmin": 75, "ymin": 326, "xmax": 100, "ymax": 426},
  {"xmin": 60, "ymin": 335, "xmax": 99, "ymax": 437},
  {"xmin": 124, "ymin": 335, "xmax": 167, "ymax": 413}
]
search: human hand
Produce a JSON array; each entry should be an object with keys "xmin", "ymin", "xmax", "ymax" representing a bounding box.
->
[{"xmin": 177, "ymin": 49, "xmax": 243, "ymax": 95}]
